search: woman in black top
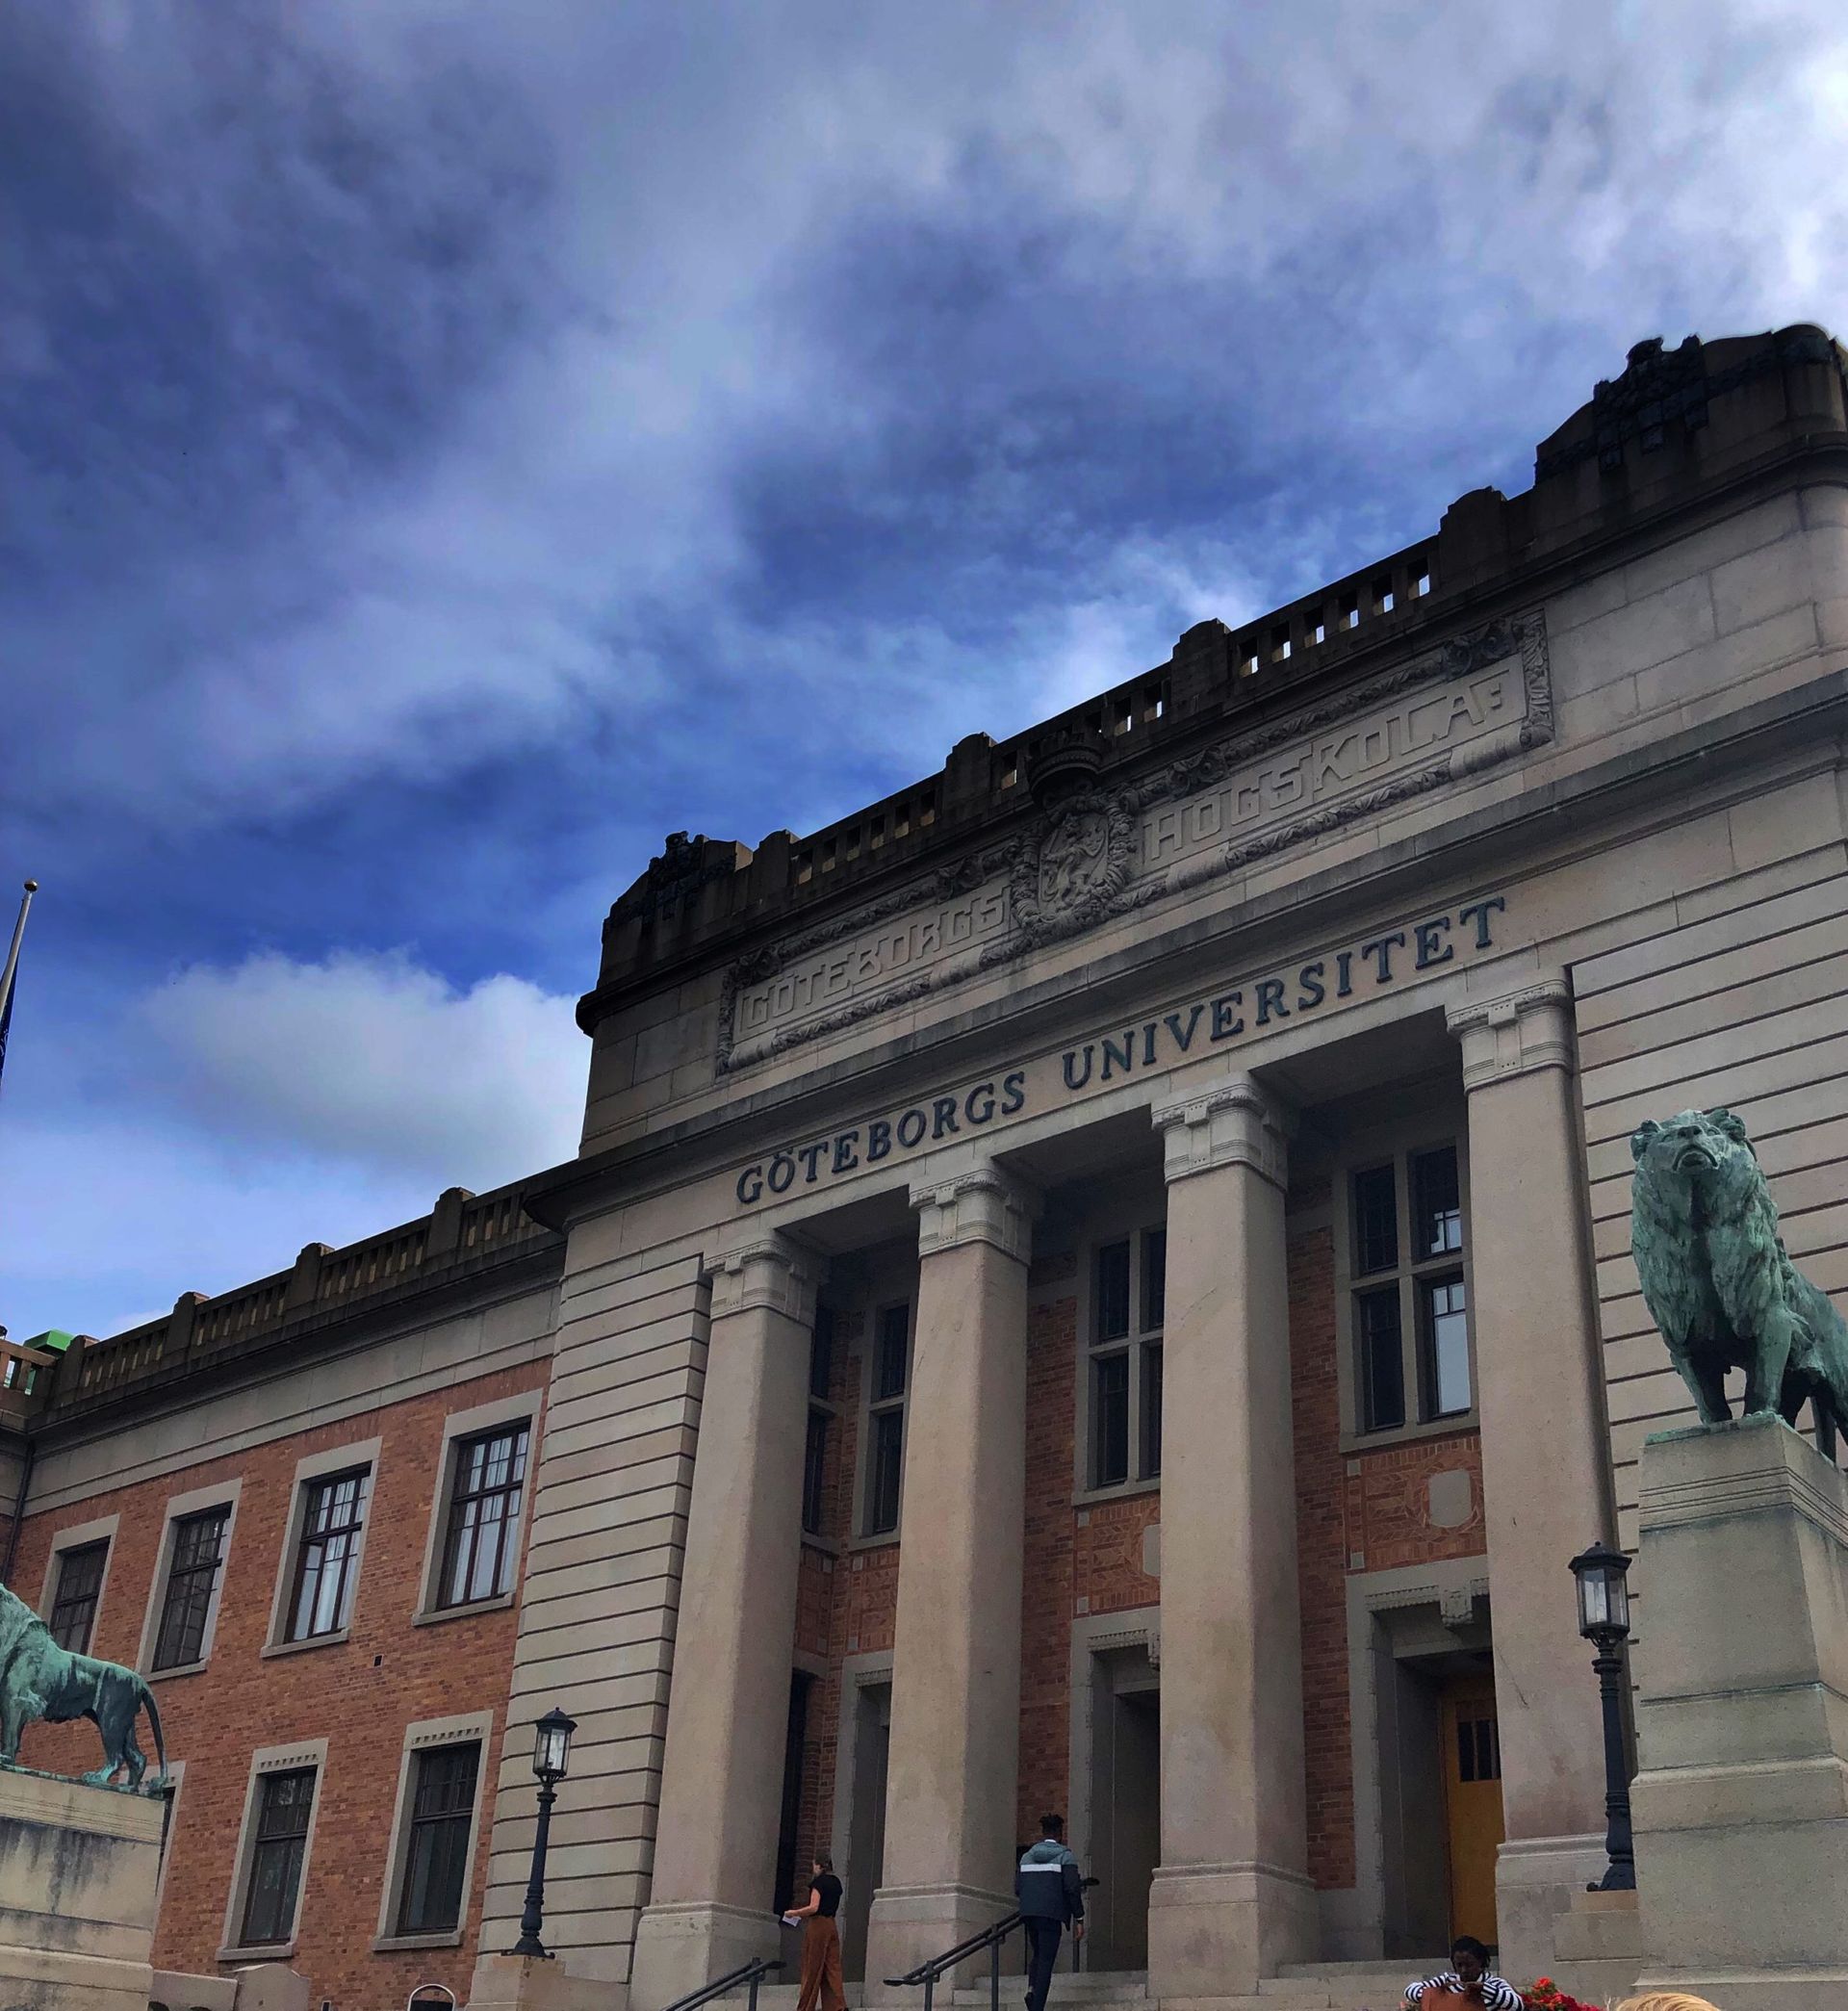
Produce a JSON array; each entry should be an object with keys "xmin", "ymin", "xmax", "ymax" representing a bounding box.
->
[{"xmin": 788, "ymin": 1854, "xmax": 847, "ymax": 2011}]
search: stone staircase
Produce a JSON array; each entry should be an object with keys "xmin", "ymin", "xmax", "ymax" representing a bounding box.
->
[{"xmin": 759, "ymin": 1956, "xmax": 1439, "ymax": 2011}]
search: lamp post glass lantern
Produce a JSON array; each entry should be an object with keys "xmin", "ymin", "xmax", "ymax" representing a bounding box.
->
[
  {"xmin": 513, "ymin": 1707, "xmax": 578, "ymax": 1958},
  {"xmin": 1569, "ymin": 1541, "xmax": 1635, "ymax": 1892}
]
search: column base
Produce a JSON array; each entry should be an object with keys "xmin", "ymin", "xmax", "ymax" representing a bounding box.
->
[
  {"xmin": 629, "ymin": 1900, "xmax": 781, "ymax": 2011},
  {"xmin": 862, "ymin": 1882, "xmax": 1018, "ymax": 2004},
  {"xmin": 1145, "ymin": 1860, "xmax": 1317, "ymax": 1999},
  {"xmin": 1493, "ymin": 1832, "xmax": 1605, "ymax": 1987}
]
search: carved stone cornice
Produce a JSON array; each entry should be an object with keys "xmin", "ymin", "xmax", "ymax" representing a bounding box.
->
[
  {"xmin": 706, "ymin": 1236, "xmax": 820, "ymax": 1326},
  {"xmin": 1444, "ymin": 976, "xmax": 1576, "ymax": 1091},
  {"xmin": 1151, "ymin": 1074, "xmax": 1294, "ymax": 1190},
  {"xmin": 911, "ymin": 1168, "xmax": 1039, "ymax": 1264}
]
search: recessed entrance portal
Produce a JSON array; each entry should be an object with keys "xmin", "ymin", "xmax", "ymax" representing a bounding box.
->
[
  {"xmin": 1373, "ymin": 1631, "xmax": 1502, "ymax": 1957},
  {"xmin": 843, "ymin": 1680, "xmax": 891, "ymax": 1980},
  {"xmin": 1086, "ymin": 1643, "xmax": 1160, "ymax": 1971}
]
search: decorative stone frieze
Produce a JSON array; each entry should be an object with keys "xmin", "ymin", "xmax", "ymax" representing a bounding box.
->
[
  {"xmin": 1444, "ymin": 975, "xmax": 1576, "ymax": 1090},
  {"xmin": 705, "ymin": 1236, "xmax": 820, "ymax": 1325},
  {"xmin": 911, "ymin": 1169, "xmax": 1038, "ymax": 1264},
  {"xmin": 1152, "ymin": 1073, "xmax": 1294, "ymax": 1190}
]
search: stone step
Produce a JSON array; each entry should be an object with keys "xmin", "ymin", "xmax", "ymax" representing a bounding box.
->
[{"xmin": 951, "ymin": 1969, "xmax": 1149, "ymax": 2004}]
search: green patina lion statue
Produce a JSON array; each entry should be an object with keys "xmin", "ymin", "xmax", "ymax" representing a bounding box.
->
[
  {"xmin": 0, "ymin": 1582, "xmax": 166, "ymax": 1788},
  {"xmin": 1631, "ymin": 1106, "xmax": 1848, "ymax": 1445}
]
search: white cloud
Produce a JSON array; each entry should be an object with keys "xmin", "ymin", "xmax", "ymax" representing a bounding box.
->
[{"xmin": 140, "ymin": 949, "xmax": 585, "ymax": 1187}]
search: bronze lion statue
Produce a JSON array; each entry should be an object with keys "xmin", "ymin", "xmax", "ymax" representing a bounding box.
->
[
  {"xmin": 0, "ymin": 1582, "xmax": 166, "ymax": 1787},
  {"xmin": 1631, "ymin": 1106, "xmax": 1848, "ymax": 1448}
]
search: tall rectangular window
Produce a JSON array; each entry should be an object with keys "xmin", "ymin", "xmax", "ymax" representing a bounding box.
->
[
  {"xmin": 240, "ymin": 1768, "xmax": 315, "ymax": 1947},
  {"xmin": 864, "ymin": 1302, "xmax": 910, "ymax": 1536},
  {"xmin": 1087, "ymin": 1226, "xmax": 1165, "ymax": 1488},
  {"xmin": 396, "ymin": 1742, "xmax": 480, "ymax": 1937},
  {"xmin": 802, "ymin": 1410, "xmax": 830, "ymax": 1535},
  {"xmin": 1348, "ymin": 1141, "xmax": 1473, "ymax": 1436},
  {"xmin": 153, "ymin": 1506, "xmax": 230, "ymax": 1671},
  {"xmin": 438, "ymin": 1423, "xmax": 529, "ymax": 1610},
  {"xmin": 285, "ymin": 1467, "xmax": 370, "ymax": 1642},
  {"xmin": 48, "ymin": 1540, "xmax": 108, "ymax": 1654}
]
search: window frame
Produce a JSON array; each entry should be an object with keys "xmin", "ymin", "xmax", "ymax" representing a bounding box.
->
[
  {"xmin": 38, "ymin": 1513, "xmax": 119, "ymax": 1655},
  {"xmin": 859, "ymin": 1299, "xmax": 913, "ymax": 1539},
  {"xmin": 264, "ymin": 1436, "xmax": 382, "ymax": 1657},
  {"xmin": 138, "ymin": 1480, "xmax": 242, "ymax": 1680},
  {"xmin": 373, "ymin": 1710, "xmax": 494, "ymax": 1951},
  {"xmin": 1079, "ymin": 1222, "xmax": 1167, "ymax": 1496},
  {"xmin": 218, "ymin": 1738, "xmax": 327, "ymax": 1962},
  {"xmin": 414, "ymin": 1393, "xmax": 540, "ymax": 1624},
  {"xmin": 1334, "ymin": 1121, "xmax": 1477, "ymax": 1450}
]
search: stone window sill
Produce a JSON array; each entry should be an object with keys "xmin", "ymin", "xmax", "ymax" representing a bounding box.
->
[
  {"xmin": 147, "ymin": 1658, "xmax": 211, "ymax": 1685},
  {"xmin": 261, "ymin": 1628, "xmax": 349, "ymax": 1661},
  {"xmin": 373, "ymin": 1928, "xmax": 464, "ymax": 1952},
  {"xmin": 1072, "ymin": 1476, "xmax": 1163, "ymax": 1509},
  {"xmin": 1339, "ymin": 1412, "xmax": 1478, "ymax": 1459},
  {"xmin": 846, "ymin": 1530, "xmax": 901, "ymax": 1555},
  {"xmin": 218, "ymin": 1940, "xmax": 296, "ymax": 1965},
  {"xmin": 413, "ymin": 1589, "xmax": 516, "ymax": 1628}
]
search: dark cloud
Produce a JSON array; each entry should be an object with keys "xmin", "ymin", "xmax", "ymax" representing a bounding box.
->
[{"xmin": 1, "ymin": 0, "xmax": 1845, "ymax": 1336}]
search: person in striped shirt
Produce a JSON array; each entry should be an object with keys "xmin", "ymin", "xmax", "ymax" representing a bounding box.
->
[{"xmin": 1404, "ymin": 1938, "xmax": 1524, "ymax": 2010}]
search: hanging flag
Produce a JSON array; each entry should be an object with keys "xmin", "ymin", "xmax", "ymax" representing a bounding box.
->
[{"xmin": 0, "ymin": 880, "xmax": 38, "ymax": 1098}]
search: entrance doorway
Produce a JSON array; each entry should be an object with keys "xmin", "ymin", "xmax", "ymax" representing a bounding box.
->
[
  {"xmin": 1438, "ymin": 1676, "xmax": 1503, "ymax": 1947},
  {"xmin": 1373, "ymin": 1629, "xmax": 1502, "ymax": 1958},
  {"xmin": 1087, "ymin": 1645, "xmax": 1160, "ymax": 1971},
  {"xmin": 843, "ymin": 1681, "xmax": 891, "ymax": 1980}
]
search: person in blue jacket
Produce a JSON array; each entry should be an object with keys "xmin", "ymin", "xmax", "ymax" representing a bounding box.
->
[{"xmin": 1015, "ymin": 1813, "xmax": 1085, "ymax": 2011}]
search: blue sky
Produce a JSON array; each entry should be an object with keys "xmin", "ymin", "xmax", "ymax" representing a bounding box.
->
[{"xmin": 3, "ymin": 0, "xmax": 1846, "ymax": 1341}]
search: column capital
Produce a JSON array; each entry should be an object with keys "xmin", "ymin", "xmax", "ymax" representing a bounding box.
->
[
  {"xmin": 1152, "ymin": 1072, "xmax": 1294, "ymax": 1190},
  {"xmin": 1444, "ymin": 974, "xmax": 1576, "ymax": 1091},
  {"xmin": 706, "ymin": 1234, "xmax": 820, "ymax": 1326},
  {"xmin": 911, "ymin": 1167, "xmax": 1038, "ymax": 1264}
]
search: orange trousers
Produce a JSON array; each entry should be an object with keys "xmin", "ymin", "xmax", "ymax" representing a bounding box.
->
[{"xmin": 797, "ymin": 1915, "xmax": 847, "ymax": 2011}]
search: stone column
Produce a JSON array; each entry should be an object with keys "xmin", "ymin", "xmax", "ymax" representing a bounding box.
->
[
  {"xmin": 1146, "ymin": 1073, "xmax": 1316, "ymax": 1998},
  {"xmin": 864, "ymin": 1170, "xmax": 1036, "ymax": 1993},
  {"xmin": 1445, "ymin": 977, "xmax": 1613, "ymax": 1976},
  {"xmin": 629, "ymin": 1236, "xmax": 818, "ymax": 2011}
]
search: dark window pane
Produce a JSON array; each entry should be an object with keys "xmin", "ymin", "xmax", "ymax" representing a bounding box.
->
[
  {"xmin": 48, "ymin": 1540, "xmax": 107, "ymax": 1654},
  {"xmin": 397, "ymin": 1743, "xmax": 479, "ymax": 1936},
  {"xmin": 1413, "ymin": 1146, "xmax": 1463, "ymax": 1257},
  {"xmin": 439, "ymin": 1423, "xmax": 529, "ymax": 1610},
  {"xmin": 1456, "ymin": 1719, "xmax": 1477, "ymax": 1783},
  {"xmin": 1142, "ymin": 1343, "xmax": 1164, "ymax": 1479},
  {"xmin": 153, "ymin": 1507, "xmax": 229, "ymax": 1670},
  {"xmin": 1095, "ymin": 1242, "xmax": 1131, "ymax": 1342},
  {"xmin": 1142, "ymin": 1229, "xmax": 1167, "ymax": 1332},
  {"xmin": 874, "ymin": 1304, "xmax": 909, "ymax": 1401},
  {"xmin": 868, "ymin": 1408, "xmax": 904, "ymax": 1534},
  {"xmin": 1352, "ymin": 1165, "xmax": 1399, "ymax": 1275},
  {"xmin": 241, "ymin": 1768, "xmax": 315, "ymax": 1947},
  {"xmin": 809, "ymin": 1306, "xmax": 835, "ymax": 1401},
  {"xmin": 1481, "ymin": 1715, "xmax": 1501, "ymax": 1779},
  {"xmin": 1419, "ymin": 1276, "xmax": 1471, "ymax": 1417},
  {"xmin": 1356, "ymin": 1287, "xmax": 1405, "ymax": 1433},
  {"xmin": 1093, "ymin": 1352, "xmax": 1130, "ymax": 1487},
  {"xmin": 802, "ymin": 1410, "xmax": 829, "ymax": 1535},
  {"xmin": 287, "ymin": 1467, "xmax": 370, "ymax": 1642}
]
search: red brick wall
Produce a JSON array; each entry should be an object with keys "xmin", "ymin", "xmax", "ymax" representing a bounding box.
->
[
  {"xmin": 1290, "ymin": 1206, "xmax": 1488, "ymax": 1894},
  {"xmin": 8, "ymin": 1362, "xmax": 546, "ymax": 2005}
]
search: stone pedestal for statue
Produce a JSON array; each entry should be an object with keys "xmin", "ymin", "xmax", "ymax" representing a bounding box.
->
[
  {"xmin": 1630, "ymin": 1413, "xmax": 1848, "ymax": 2011},
  {"xmin": 466, "ymin": 1952, "xmax": 618, "ymax": 2011},
  {"xmin": 0, "ymin": 1765, "xmax": 167, "ymax": 2009},
  {"xmin": 1551, "ymin": 1887, "xmax": 1644, "ymax": 2005}
]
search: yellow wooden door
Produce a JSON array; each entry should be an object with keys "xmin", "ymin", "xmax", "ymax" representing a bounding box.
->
[{"xmin": 1440, "ymin": 1678, "xmax": 1504, "ymax": 1947}]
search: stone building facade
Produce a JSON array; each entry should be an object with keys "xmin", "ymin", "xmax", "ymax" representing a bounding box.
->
[{"xmin": 3, "ymin": 323, "xmax": 1846, "ymax": 2009}]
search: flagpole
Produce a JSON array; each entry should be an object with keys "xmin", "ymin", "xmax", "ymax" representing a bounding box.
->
[{"xmin": 0, "ymin": 881, "xmax": 38, "ymax": 1030}]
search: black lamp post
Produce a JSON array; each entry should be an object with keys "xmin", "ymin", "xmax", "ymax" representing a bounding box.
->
[
  {"xmin": 512, "ymin": 1706, "xmax": 577, "ymax": 1957},
  {"xmin": 1568, "ymin": 1540, "xmax": 1635, "ymax": 1892}
]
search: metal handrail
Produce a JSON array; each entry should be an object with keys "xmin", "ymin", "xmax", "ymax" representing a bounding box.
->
[
  {"xmin": 657, "ymin": 1955, "xmax": 783, "ymax": 2011},
  {"xmin": 886, "ymin": 1910, "xmax": 1023, "ymax": 2011}
]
